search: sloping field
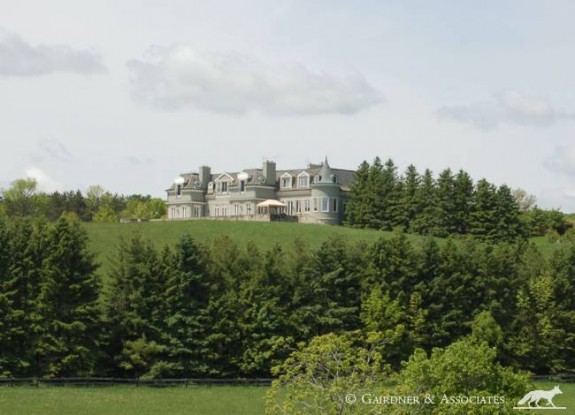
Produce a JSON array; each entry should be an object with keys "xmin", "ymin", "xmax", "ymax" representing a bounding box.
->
[
  {"xmin": 82, "ymin": 220, "xmax": 556, "ymax": 276},
  {"xmin": 83, "ymin": 220, "xmax": 388, "ymax": 275}
]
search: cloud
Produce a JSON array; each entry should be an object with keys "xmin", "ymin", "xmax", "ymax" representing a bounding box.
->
[
  {"xmin": 436, "ymin": 91, "xmax": 575, "ymax": 131},
  {"xmin": 0, "ymin": 28, "xmax": 105, "ymax": 76},
  {"xmin": 127, "ymin": 45, "xmax": 382, "ymax": 115},
  {"xmin": 35, "ymin": 138, "xmax": 72, "ymax": 162},
  {"xmin": 544, "ymin": 145, "xmax": 575, "ymax": 177},
  {"xmin": 24, "ymin": 167, "xmax": 65, "ymax": 192}
]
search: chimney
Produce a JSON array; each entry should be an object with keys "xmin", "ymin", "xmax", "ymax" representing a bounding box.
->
[
  {"xmin": 199, "ymin": 165, "xmax": 211, "ymax": 187},
  {"xmin": 263, "ymin": 160, "xmax": 276, "ymax": 186}
]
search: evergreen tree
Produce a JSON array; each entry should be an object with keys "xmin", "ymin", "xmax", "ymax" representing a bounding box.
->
[
  {"xmin": 396, "ymin": 164, "xmax": 420, "ymax": 230},
  {"xmin": 35, "ymin": 217, "xmax": 102, "ymax": 376},
  {"xmin": 344, "ymin": 161, "xmax": 371, "ymax": 227},
  {"xmin": 411, "ymin": 169, "xmax": 441, "ymax": 235},
  {"xmin": 452, "ymin": 170, "xmax": 474, "ymax": 234},
  {"xmin": 237, "ymin": 245, "xmax": 292, "ymax": 376},
  {"xmin": 470, "ymin": 179, "xmax": 498, "ymax": 240},
  {"xmin": 494, "ymin": 184, "xmax": 523, "ymax": 241},
  {"xmin": 366, "ymin": 157, "xmax": 385, "ymax": 228},
  {"xmin": 0, "ymin": 215, "xmax": 13, "ymax": 375},
  {"xmin": 162, "ymin": 235, "xmax": 212, "ymax": 377},
  {"xmin": 106, "ymin": 232, "xmax": 165, "ymax": 377},
  {"xmin": 435, "ymin": 168, "xmax": 457, "ymax": 236},
  {"xmin": 314, "ymin": 236, "xmax": 362, "ymax": 333},
  {"xmin": 379, "ymin": 158, "xmax": 401, "ymax": 230},
  {"xmin": 5, "ymin": 219, "xmax": 47, "ymax": 376}
]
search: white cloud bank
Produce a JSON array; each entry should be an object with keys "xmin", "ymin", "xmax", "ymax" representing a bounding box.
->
[
  {"xmin": 0, "ymin": 28, "xmax": 105, "ymax": 76},
  {"xmin": 436, "ymin": 91, "xmax": 575, "ymax": 131},
  {"xmin": 25, "ymin": 167, "xmax": 65, "ymax": 193},
  {"xmin": 127, "ymin": 45, "xmax": 382, "ymax": 115}
]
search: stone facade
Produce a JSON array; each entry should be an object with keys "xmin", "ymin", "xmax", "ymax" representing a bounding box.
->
[{"xmin": 165, "ymin": 159, "xmax": 354, "ymax": 225}]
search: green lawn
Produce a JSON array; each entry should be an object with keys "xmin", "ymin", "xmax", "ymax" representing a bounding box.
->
[
  {"xmin": 1, "ymin": 382, "xmax": 573, "ymax": 415},
  {"xmin": 83, "ymin": 220, "xmax": 387, "ymax": 275},
  {"xmin": 0, "ymin": 386, "xmax": 267, "ymax": 415},
  {"xmin": 83, "ymin": 220, "xmax": 564, "ymax": 276},
  {"xmin": 526, "ymin": 381, "xmax": 575, "ymax": 410}
]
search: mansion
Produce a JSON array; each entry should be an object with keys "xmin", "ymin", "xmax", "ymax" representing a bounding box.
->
[{"xmin": 165, "ymin": 159, "xmax": 354, "ymax": 225}]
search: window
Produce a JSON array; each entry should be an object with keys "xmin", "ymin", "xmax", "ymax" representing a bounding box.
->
[
  {"xmin": 240, "ymin": 180, "xmax": 245, "ymax": 192},
  {"xmin": 332, "ymin": 198, "xmax": 338, "ymax": 212},
  {"xmin": 176, "ymin": 184, "xmax": 182, "ymax": 197},
  {"xmin": 217, "ymin": 181, "xmax": 229, "ymax": 194},
  {"xmin": 234, "ymin": 204, "xmax": 240, "ymax": 216},
  {"xmin": 313, "ymin": 198, "xmax": 318, "ymax": 212},
  {"xmin": 193, "ymin": 206, "xmax": 201, "ymax": 218},
  {"xmin": 281, "ymin": 174, "xmax": 292, "ymax": 189},
  {"xmin": 322, "ymin": 197, "xmax": 329, "ymax": 212},
  {"xmin": 295, "ymin": 200, "xmax": 301, "ymax": 213},
  {"xmin": 304, "ymin": 199, "xmax": 310, "ymax": 212},
  {"xmin": 298, "ymin": 173, "xmax": 309, "ymax": 188},
  {"xmin": 215, "ymin": 206, "xmax": 221, "ymax": 217},
  {"xmin": 246, "ymin": 203, "xmax": 252, "ymax": 215}
]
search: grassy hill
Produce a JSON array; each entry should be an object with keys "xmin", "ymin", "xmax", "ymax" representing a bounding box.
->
[
  {"xmin": 83, "ymin": 220, "xmax": 388, "ymax": 275},
  {"xmin": 82, "ymin": 220, "xmax": 560, "ymax": 276}
]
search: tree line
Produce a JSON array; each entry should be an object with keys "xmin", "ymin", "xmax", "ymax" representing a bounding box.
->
[
  {"xmin": 1, "ymin": 214, "xmax": 573, "ymax": 378},
  {"xmin": 344, "ymin": 158, "xmax": 569, "ymax": 241},
  {"xmin": 0, "ymin": 178, "xmax": 166, "ymax": 222}
]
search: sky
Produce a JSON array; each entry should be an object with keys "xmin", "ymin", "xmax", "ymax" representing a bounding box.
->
[{"xmin": 1, "ymin": 0, "xmax": 575, "ymax": 211}]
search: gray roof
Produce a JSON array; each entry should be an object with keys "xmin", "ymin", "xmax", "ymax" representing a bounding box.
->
[{"xmin": 168, "ymin": 161, "xmax": 355, "ymax": 190}]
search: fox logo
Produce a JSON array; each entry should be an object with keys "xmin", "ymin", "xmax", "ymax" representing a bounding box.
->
[{"xmin": 516, "ymin": 386, "xmax": 563, "ymax": 408}]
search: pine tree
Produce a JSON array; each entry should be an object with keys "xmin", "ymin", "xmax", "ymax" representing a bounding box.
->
[
  {"xmin": 397, "ymin": 164, "xmax": 420, "ymax": 230},
  {"xmin": 380, "ymin": 158, "xmax": 401, "ymax": 230},
  {"xmin": 344, "ymin": 161, "xmax": 371, "ymax": 227},
  {"xmin": 494, "ymin": 184, "xmax": 523, "ymax": 241},
  {"xmin": 106, "ymin": 232, "xmax": 166, "ymax": 377},
  {"xmin": 470, "ymin": 179, "xmax": 498, "ymax": 240},
  {"xmin": 452, "ymin": 170, "xmax": 474, "ymax": 234},
  {"xmin": 411, "ymin": 169, "xmax": 441, "ymax": 235},
  {"xmin": 162, "ymin": 235, "xmax": 212, "ymax": 377},
  {"xmin": 436, "ymin": 168, "xmax": 456, "ymax": 236},
  {"xmin": 35, "ymin": 217, "xmax": 102, "ymax": 376},
  {"xmin": 0, "ymin": 215, "xmax": 13, "ymax": 375},
  {"xmin": 5, "ymin": 219, "xmax": 47, "ymax": 376}
]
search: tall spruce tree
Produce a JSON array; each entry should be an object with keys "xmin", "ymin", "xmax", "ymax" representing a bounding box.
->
[
  {"xmin": 494, "ymin": 184, "xmax": 523, "ymax": 241},
  {"xmin": 162, "ymin": 235, "xmax": 212, "ymax": 377},
  {"xmin": 436, "ymin": 168, "xmax": 457, "ymax": 236},
  {"xmin": 0, "ymin": 214, "xmax": 13, "ymax": 375},
  {"xmin": 344, "ymin": 161, "xmax": 371, "ymax": 227},
  {"xmin": 452, "ymin": 170, "xmax": 474, "ymax": 234},
  {"xmin": 470, "ymin": 179, "xmax": 499, "ymax": 240},
  {"xmin": 106, "ymin": 232, "xmax": 166, "ymax": 377},
  {"xmin": 397, "ymin": 164, "xmax": 420, "ymax": 230},
  {"xmin": 5, "ymin": 219, "xmax": 47, "ymax": 376},
  {"xmin": 411, "ymin": 169, "xmax": 441, "ymax": 235},
  {"xmin": 35, "ymin": 217, "xmax": 102, "ymax": 376}
]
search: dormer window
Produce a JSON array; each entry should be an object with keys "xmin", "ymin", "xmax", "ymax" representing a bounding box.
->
[
  {"xmin": 281, "ymin": 173, "xmax": 293, "ymax": 189},
  {"xmin": 216, "ymin": 181, "xmax": 229, "ymax": 194},
  {"xmin": 214, "ymin": 173, "xmax": 233, "ymax": 195},
  {"xmin": 297, "ymin": 172, "xmax": 310, "ymax": 188},
  {"xmin": 176, "ymin": 184, "xmax": 182, "ymax": 196}
]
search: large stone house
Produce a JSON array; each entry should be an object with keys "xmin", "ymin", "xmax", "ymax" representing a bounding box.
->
[{"xmin": 165, "ymin": 159, "xmax": 354, "ymax": 225}]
